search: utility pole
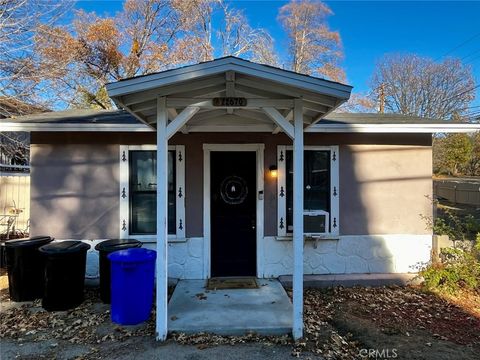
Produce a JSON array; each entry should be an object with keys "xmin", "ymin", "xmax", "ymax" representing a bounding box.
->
[{"xmin": 379, "ymin": 83, "xmax": 385, "ymax": 114}]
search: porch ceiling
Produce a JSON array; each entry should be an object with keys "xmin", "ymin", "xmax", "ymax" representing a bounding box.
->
[{"xmin": 105, "ymin": 57, "xmax": 352, "ymax": 134}]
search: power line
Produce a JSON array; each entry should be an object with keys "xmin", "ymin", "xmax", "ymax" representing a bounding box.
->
[
  {"xmin": 465, "ymin": 110, "xmax": 480, "ymax": 116},
  {"xmin": 465, "ymin": 53, "xmax": 480, "ymax": 65},
  {"xmin": 461, "ymin": 48, "xmax": 480, "ymax": 61},
  {"xmin": 435, "ymin": 31, "xmax": 480, "ymax": 60},
  {"xmin": 438, "ymin": 84, "xmax": 480, "ymax": 105}
]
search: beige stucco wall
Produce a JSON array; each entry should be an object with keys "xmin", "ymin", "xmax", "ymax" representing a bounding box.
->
[
  {"xmin": 30, "ymin": 143, "xmax": 120, "ymax": 239},
  {"xmin": 340, "ymin": 144, "xmax": 432, "ymax": 235},
  {"xmin": 29, "ymin": 132, "xmax": 432, "ymax": 240}
]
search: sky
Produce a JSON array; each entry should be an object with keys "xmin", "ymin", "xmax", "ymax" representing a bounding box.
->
[{"xmin": 75, "ymin": 0, "xmax": 480, "ymax": 110}]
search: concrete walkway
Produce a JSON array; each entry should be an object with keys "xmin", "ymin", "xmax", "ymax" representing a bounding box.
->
[{"xmin": 168, "ymin": 279, "xmax": 292, "ymax": 335}]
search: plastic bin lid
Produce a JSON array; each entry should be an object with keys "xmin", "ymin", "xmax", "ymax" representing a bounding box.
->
[
  {"xmin": 4, "ymin": 236, "xmax": 53, "ymax": 248},
  {"xmin": 39, "ymin": 240, "xmax": 91, "ymax": 254},
  {"xmin": 108, "ymin": 248, "xmax": 156, "ymax": 263},
  {"xmin": 95, "ymin": 238, "xmax": 142, "ymax": 252}
]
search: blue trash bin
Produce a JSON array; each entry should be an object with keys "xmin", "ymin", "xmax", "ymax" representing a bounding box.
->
[{"xmin": 108, "ymin": 248, "xmax": 156, "ymax": 325}]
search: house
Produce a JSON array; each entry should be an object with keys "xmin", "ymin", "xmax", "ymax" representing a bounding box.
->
[
  {"xmin": 1, "ymin": 57, "xmax": 479, "ymax": 339},
  {"xmin": 0, "ymin": 97, "xmax": 45, "ymax": 172}
]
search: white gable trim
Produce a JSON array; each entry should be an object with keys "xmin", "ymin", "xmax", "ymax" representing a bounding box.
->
[{"xmin": 106, "ymin": 57, "xmax": 352, "ymax": 99}]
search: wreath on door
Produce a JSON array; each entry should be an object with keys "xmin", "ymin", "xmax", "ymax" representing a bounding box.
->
[{"xmin": 220, "ymin": 176, "xmax": 248, "ymax": 205}]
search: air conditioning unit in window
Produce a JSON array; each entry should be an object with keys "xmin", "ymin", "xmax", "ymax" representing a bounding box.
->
[{"xmin": 303, "ymin": 210, "xmax": 329, "ymax": 236}]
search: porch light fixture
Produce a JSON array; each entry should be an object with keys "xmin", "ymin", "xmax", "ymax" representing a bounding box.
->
[{"xmin": 269, "ymin": 165, "xmax": 278, "ymax": 178}]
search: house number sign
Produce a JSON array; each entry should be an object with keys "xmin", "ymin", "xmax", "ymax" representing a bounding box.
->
[{"xmin": 212, "ymin": 97, "xmax": 247, "ymax": 107}]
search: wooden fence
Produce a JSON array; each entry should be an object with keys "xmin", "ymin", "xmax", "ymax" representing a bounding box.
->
[
  {"xmin": 434, "ymin": 178, "xmax": 480, "ymax": 206},
  {"xmin": 0, "ymin": 172, "xmax": 30, "ymax": 236}
]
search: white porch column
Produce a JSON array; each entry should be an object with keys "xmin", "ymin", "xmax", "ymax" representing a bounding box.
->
[
  {"xmin": 156, "ymin": 96, "xmax": 169, "ymax": 340},
  {"xmin": 292, "ymin": 98, "xmax": 304, "ymax": 340}
]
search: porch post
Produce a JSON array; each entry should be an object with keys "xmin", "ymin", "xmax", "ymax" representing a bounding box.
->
[
  {"xmin": 156, "ymin": 96, "xmax": 169, "ymax": 340},
  {"xmin": 292, "ymin": 98, "xmax": 304, "ymax": 340}
]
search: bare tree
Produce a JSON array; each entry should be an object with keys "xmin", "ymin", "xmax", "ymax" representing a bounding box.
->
[
  {"xmin": 170, "ymin": 0, "xmax": 278, "ymax": 66},
  {"xmin": 32, "ymin": 0, "xmax": 280, "ymax": 109},
  {"xmin": 278, "ymin": 0, "xmax": 344, "ymax": 81},
  {"xmin": 371, "ymin": 54, "xmax": 476, "ymax": 120},
  {"xmin": 34, "ymin": 0, "xmax": 181, "ymax": 109},
  {"xmin": 0, "ymin": 0, "xmax": 70, "ymax": 112},
  {"xmin": 218, "ymin": 5, "xmax": 278, "ymax": 66},
  {"xmin": 337, "ymin": 93, "xmax": 376, "ymax": 113},
  {"xmin": 170, "ymin": 0, "xmax": 216, "ymax": 63}
]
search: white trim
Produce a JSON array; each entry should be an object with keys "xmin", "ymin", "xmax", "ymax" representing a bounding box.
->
[
  {"xmin": 203, "ymin": 149, "xmax": 210, "ymax": 279},
  {"xmin": 187, "ymin": 124, "xmax": 275, "ymax": 132},
  {"xmin": 0, "ymin": 123, "xmax": 152, "ymax": 132},
  {"xmin": 4, "ymin": 121, "xmax": 477, "ymax": 134},
  {"xmin": 119, "ymin": 144, "xmax": 186, "ymax": 242},
  {"xmin": 330, "ymin": 146, "xmax": 340, "ymax": 236},
  {"xmin": 277, "ymin": 145, "xmax": 340, "ymax": 237},
  {"xmin": 175, "ymin": 145, "xmax": 186, "ymax": 240},
  {"xmin": 123, "ymin": 76, "xmax": 225, "ymax": 106},
  {"xmin": 156, "ymin": 96, "xmax": 168, "ymax": 341},
  {"xmin": 202, "ymin": 143, "xmax": 265, "ymax": 279},
  {"xmin": 166, "ymin": 106, "xmax": 200, "ymax": 139},
  {"xmin": 119, "ymin": 145, "xmax": 130, "ymax": 238},
  {"xmin": 106, "ymin": 57, "xmax": 352, "ymax": 99},
  {"xmin": 277, "ymin": 146, "xmax": 287, "ymax": 237},
  {"xmin": 125, "ymin": 145, "xmax": 157, "ymax": 151},
  {"xmin": 292, "ymin": 99, "xmax": 304, "ymax": 340},
  {"xmin": 262, "ymin": 107, "xmax": 295, "ymax": 139},
  {"xmin": 306, "ymin": 123, "xmax": 480, "ymax": 133}
]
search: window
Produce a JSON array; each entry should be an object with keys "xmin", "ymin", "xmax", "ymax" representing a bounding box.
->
[
  {"xmin": 129, "ymin": 150, "xmax": 176, "ymax": 235},
  {"xmin": 277, "ymin": 146, "xmax": 339, "ymax": 237},
  {"xmin": 119, "ymin": 145, "xmax": 185, "ymax": 241}
]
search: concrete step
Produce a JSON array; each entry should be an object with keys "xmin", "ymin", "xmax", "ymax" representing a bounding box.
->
[{"xmin": 168, "ymin": 279, "xmax": 292, "ymax": 336}]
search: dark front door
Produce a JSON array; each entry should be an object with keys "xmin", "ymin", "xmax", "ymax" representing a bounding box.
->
[{"xmin": 211, "ymin": 151, "xmax": 256, "ymax": 277}]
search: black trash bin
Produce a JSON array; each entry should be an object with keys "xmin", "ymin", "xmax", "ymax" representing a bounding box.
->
[
  {"xmin": 0, "ymin": 241, "xmax": 6, "ymax": 269},
  {"xmin": 39, "ymin": 241, "xmax": 90, "ymax": 311},
  {"xmin": 95, "ymin": 239, "xmax": 142, "ymax": 303},
  {"xmin": 4, "ymin": 236, "xmax": 53, "ymax": 301}
]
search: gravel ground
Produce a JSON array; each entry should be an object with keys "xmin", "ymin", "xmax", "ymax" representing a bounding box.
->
[{"xmin": 0, "ymin": 338, "xmax": 303, "ymax": 360}]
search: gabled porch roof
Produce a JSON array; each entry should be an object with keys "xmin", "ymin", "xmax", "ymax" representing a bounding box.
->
[{"xmin": 105, "ymin": 56, "xmax": 353, "ymax": 134}]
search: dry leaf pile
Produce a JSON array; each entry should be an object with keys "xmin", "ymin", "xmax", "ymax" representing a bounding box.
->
[
  {"xmin": 319, "ymin": 286, "xmax": 480, "ymax": 346},
  {"xmin": 0, "ymin": 289, "xmax": 155, "ymax": 346}
]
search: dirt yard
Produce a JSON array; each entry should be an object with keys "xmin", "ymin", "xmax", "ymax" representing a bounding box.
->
[{"xmin": 1, "ymin": 270, "xmax": 479, "ymax": 360}]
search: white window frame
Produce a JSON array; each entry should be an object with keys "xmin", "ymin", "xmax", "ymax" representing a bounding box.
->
[
  {"xmin": 119, "ymin": 144, "xmax": 186, "ymax": 242},
  {"xmin": 277, "ymin": 145, "xmax": 339, "ymax": 238}
]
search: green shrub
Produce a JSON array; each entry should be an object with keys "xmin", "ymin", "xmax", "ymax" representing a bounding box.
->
[
  {"xmin": 420, "ymin": 246, "xmax": 480, "ymax": 294},
  {"xmin": 431, "ymin": 206, "xmax": 480, "ymax": 241}
]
